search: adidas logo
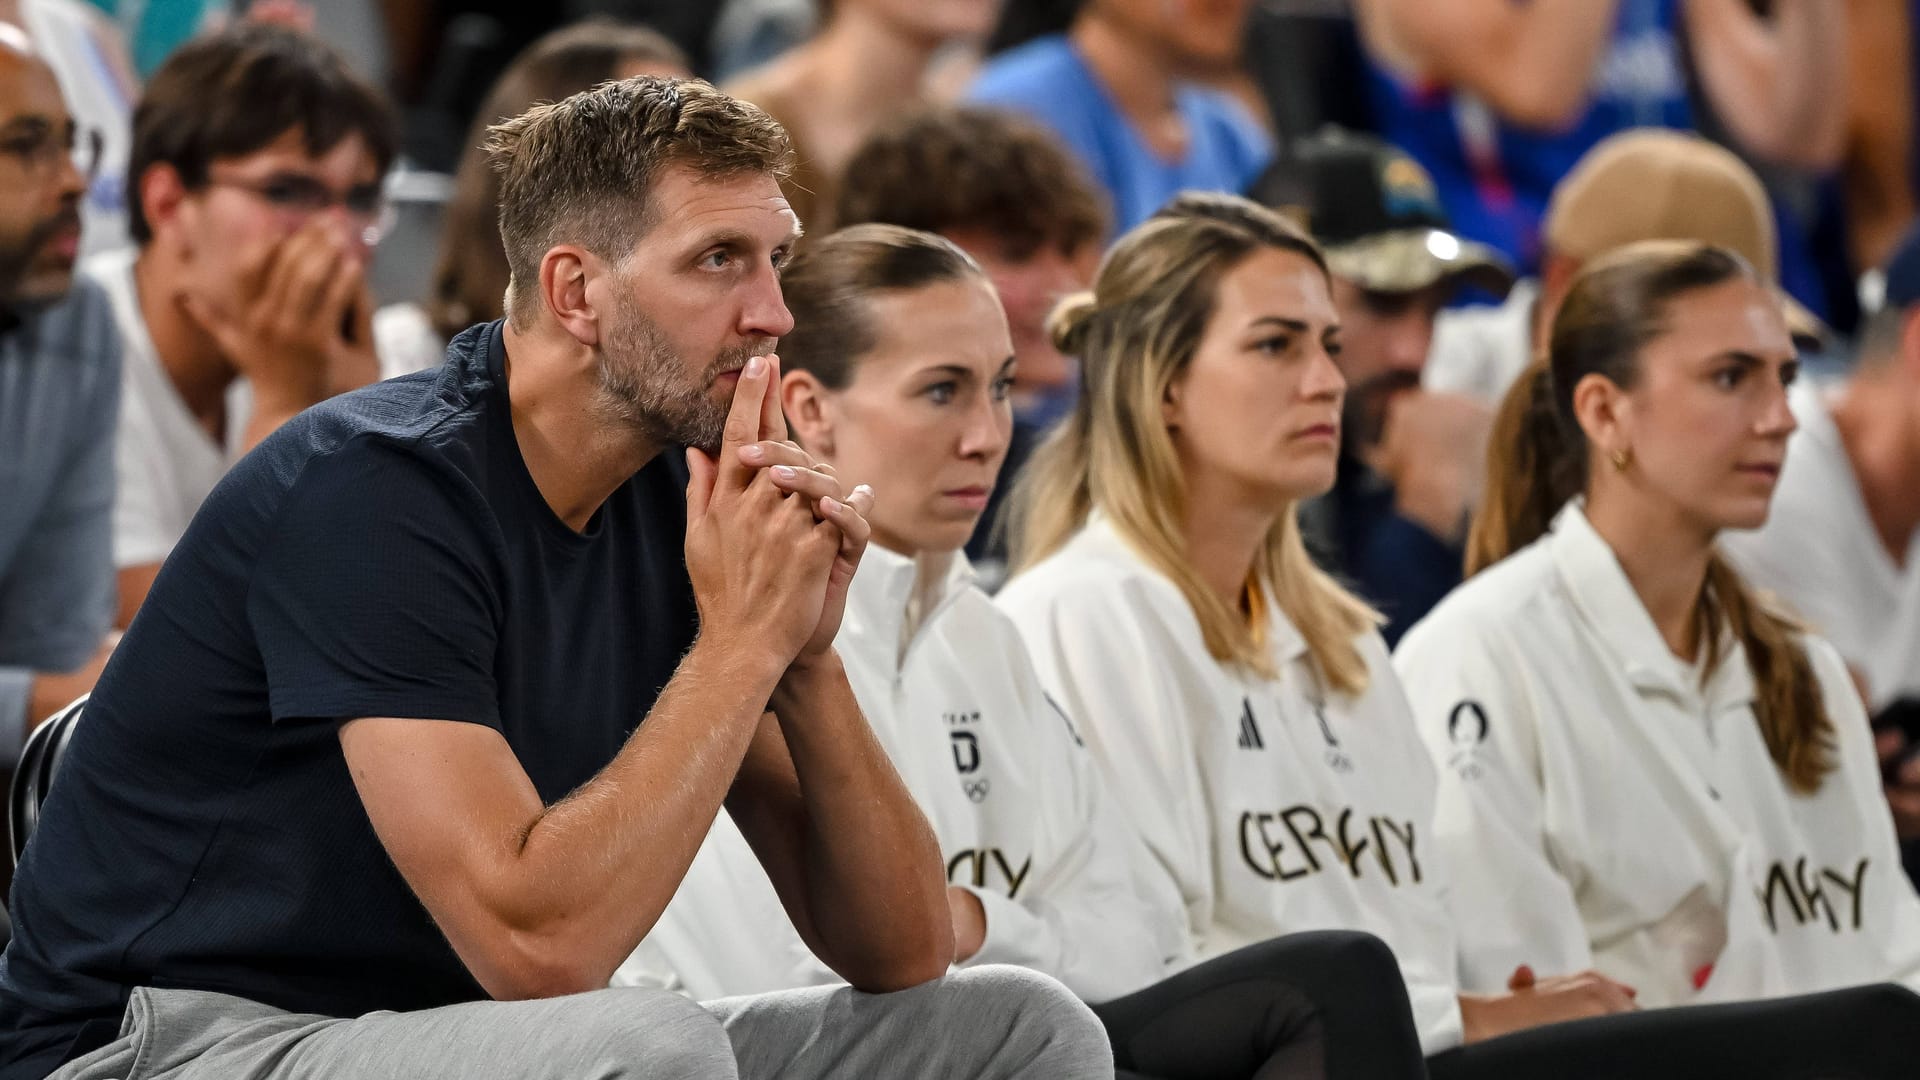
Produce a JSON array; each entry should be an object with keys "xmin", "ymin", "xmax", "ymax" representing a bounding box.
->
[{"xmin": 1236, "ymin": 697, "xmax": 1264, "ymax": 750}]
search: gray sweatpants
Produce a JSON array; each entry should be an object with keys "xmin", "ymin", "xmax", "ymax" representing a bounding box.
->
[{"xmin": 49, "ymin": 965, "xmax": 1111, "ymax": 1080}]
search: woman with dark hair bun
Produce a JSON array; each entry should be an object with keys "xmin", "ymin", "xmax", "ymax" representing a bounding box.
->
[
  {"xmin": 622, "ymin": 222, "xmax": 1437, "ymax": 1080},
  {"xmin": 1009, "ymin": 201, "xmax": 1920, "ymax": 1076}
]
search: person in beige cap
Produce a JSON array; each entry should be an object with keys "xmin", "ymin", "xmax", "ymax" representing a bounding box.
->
[{"xmin": 1427, "ymin": 128, "xmax": 1824, "ymax": 408}]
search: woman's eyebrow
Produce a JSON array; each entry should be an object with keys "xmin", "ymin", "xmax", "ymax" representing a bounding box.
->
[{"xmin": 1247, "ymin": 316, "xmax": 1309, "ymax": 333}]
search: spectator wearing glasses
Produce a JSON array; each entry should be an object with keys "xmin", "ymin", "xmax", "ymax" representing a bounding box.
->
[
  {"xmin": 0, "ymin": 0, "xmax": 138, "ymax": 259},
  {"xmin": 89, "ymin": 22, "xmax": 394, "ymax": 627},
  {"xmin": 0, "ymin": 74, "xmax": 1110, "ymax": 1080},
  {"xmin": 0, "ymin": 20, "xmax": 120, "ymax": 749}
]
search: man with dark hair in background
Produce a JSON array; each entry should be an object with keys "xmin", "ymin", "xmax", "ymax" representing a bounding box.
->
[
  {"xmin": 94, "ymin": 22, "xmax": 394, "ymax": 627},
  {"xmin": 1251, "ymin": 128, "xmax": 1513, "ymax": 643},
  {"xmin": 836, "ymin": 105, "xmax": 1107, "ymax": 577},
  {"xmin": 0, "ymin": 21, "xmax": 119, "ymax": 749},
  {"xmin": 0, "ymin": 74, "xmax": 1110, "ymax": 1080}
]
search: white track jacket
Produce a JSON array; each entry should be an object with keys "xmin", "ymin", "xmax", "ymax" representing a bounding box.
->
[
  {"xmin": 998, "ymin": 516, "xmax": 1468, "ymax": 1053},
  {"xmin": 614, "ymin": 545, "xmax": 1170, "ymax": 1003},
  {"xmin": 1393, "ymin": 503, "xmax": 1920, "ymax": 1008}
]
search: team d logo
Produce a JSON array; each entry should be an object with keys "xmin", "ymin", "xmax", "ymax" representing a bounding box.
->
[{"xmin": 948, "ymin": 711, "xmax": 990, "ymax": 803}]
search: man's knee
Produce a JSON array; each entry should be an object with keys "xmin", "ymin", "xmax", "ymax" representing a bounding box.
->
[
  {"xmin": 944, "ymin": 965, "xmax": 1112, "ymax": 1078},
  {"xmin": 569, "ymin": 989, "xmax": 735, "ymax": 1080}
]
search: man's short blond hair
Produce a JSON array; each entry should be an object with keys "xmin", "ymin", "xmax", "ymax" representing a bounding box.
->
[{"xmin": 485, "ymin": 76, "xmax": 793, "ymax": 326}]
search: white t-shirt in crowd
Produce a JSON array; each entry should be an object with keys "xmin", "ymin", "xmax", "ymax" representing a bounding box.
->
[
  {"xmin": 88, "ymin": 249, "xmax": 226, "ymax": 570},
  {"xmin": 1394, "ymin": 503, "xmax": 1920, "ymax": 1007},
  {"xmin": 372, "ymin": 301, "xmax": 446, "ymax": 379},
  {"xmin": 998, "ymin": 515, "xmax": 1467, "ymax": 1055},
  {"xmin": 1721, "ymin": 378, "xmax": 1920, "ymax": 711},
  {"xmin": 1424, "ymin": 278, "xmax": 1538, "ymax": 406},
  {"xmin": 616, "ymin": 545, "xmax": 1171, "ymax": 1003}
]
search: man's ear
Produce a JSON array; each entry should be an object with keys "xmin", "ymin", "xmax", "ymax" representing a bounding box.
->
[
  {"xmin": 781, "ymin": 369, "xmax": 834, "ymax": 458},
  {"xmin": 541, "ymin": 245, "xmax": 603, "ymax": 347},
  {"xmin": 1569, "ymin": 370, "xmax": 1629, "ymax": 463},
  {"xmin": 139, "ymin": 164, "xmax": 190, "ymax": 252}
]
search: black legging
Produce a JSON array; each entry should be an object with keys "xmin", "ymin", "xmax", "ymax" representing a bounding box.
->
[
  {"xmin": 1091, "ymin": 930, "xmax": 1428, "ymax": 1080},
  {"xmin": 1427, "ymin": 982, "xmax": 1920, "ymax": 1080}
]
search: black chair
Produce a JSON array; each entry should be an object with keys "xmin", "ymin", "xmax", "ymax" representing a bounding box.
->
[{"xmin": 10, "ymin": 696, "xmax": 84, "ymax": 867}]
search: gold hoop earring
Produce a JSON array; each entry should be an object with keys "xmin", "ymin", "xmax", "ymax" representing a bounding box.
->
[{"xmin": 1610, "ymin": 448, "xmax": 1632, "ymax": 472}]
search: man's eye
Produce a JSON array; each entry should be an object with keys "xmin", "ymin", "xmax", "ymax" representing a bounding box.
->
[
  {"xmin": 1714, "ymin": 367, "xmax": 1746, "ymax": 390},
  {"xmin": 702, "ymin": 250, "xmax": 732, "ymax": 269},
  {"xmin": 260, "ymin": 180, "xmax": 325, "ymax": 209}
]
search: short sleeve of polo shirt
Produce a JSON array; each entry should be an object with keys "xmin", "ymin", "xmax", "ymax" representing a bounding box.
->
[{"xmin": 246, "ymin": 437, "xmax": 504, "ymax": 730}]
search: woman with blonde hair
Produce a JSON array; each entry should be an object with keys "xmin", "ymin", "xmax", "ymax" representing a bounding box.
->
[
  {"xmin": 623, "ymin": 223, "xmax": 1431, "ymax": 1080},
  {"xmin": 1397, "ymin": 240, "xmax": 1920, "ymax": 1069},
  {"xmin": 1002, "ymin": 199, "xmax": 1920, "ymax": 1075}
]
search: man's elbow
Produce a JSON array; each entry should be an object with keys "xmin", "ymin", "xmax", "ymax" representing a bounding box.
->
[
  {"xmin": 475, "ymin": 932, "xmax": 618, "ymax": 1001},
  {"xmin": 844, "ymin": 956, "xmax": 952, "ymax": 995},
  {"xmin": 839, "ymin": 929, "xmax": 956, "ymax": 994}
]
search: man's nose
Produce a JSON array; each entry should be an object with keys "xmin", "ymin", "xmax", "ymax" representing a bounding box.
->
[{"xmin": 748, "ymin": 270, "xmax": 796, "ymax": 339}]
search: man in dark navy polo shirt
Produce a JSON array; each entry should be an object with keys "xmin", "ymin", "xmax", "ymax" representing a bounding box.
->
[{"xmin": 0, "ymin": 75, "xmax": 1109, "ymax": 1080}]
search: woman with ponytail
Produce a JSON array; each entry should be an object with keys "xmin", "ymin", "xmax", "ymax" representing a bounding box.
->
[
  {"xmin": 623, "ymin": 224, "xmax": 1433, "ymax": 1080},
  {"xmin": 1397, "ymin": 241, "xmax": 1920, "ymax": 1050},
  {"xmin": 1007, "ymin": 204, "xmax": 1920, "ymax": 1076}
]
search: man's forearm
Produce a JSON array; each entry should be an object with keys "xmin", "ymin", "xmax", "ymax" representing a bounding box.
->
[
  {"xmin": 766, "ymin": 653, "xmax": 952, "ymax": 987},
  {"xmin": 472, "ymin": 637, "xmax": 785, "ymax": 991},
  {"xmin": 1689, "ymin": 0, "xmax": 1847, "ymax": 167}
]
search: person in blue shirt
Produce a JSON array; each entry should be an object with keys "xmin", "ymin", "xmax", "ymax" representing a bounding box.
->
[
  {"xmin": 1354, "ymin": 0, "xmax": 1845, "ymax": 285},
  {"xmin": 1253, "ymin": 129, "xmax": 1513, "ymax": 645},
  {"xmin": 968, "ymin": 0, "xmax": 1271, "ymax": 236},
  {"xmin": 0, "ymin": 21, "xmax": 119, "ymax": 760}
]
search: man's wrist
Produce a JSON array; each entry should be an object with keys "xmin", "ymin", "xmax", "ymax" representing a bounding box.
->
[
  {"xmin": 683, "ymin": 632, "xmax": 789, "ymax": 701},
  {"xmin": 772, "ymin": 648, "xmax": 845, "ymax": 707}
]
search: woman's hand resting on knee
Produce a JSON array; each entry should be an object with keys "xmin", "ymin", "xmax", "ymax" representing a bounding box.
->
[{"xmin": 1458, "ymin": 965, "xmax": 1639, "ymax": 1042}]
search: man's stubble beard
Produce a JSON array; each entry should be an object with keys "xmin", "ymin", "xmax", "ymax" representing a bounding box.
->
[
  {"xmin": 0, "ymin": 206, "xmax": 80, "ymax": 313},
  {"xmin": 596, "ymin": 292, "xmax": 771, "ymax": 454}
]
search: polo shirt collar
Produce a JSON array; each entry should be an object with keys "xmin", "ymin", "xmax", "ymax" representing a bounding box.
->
[{"xmin": 1549, "ymin": 501, "xmax": 1755, "ymax": 709}]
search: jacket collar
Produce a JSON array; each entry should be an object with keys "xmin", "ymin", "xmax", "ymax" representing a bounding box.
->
[
  {"xmin": 843, "ymin": 542, "xmax": 975, "ymax": 676},
  {"xmin": 1081, "ymin": 511, "xmax": 1310, "ymax": 668},
  {"xmin": 1548, "ymin": 502, "xmax": 1755, "ymax": 709}
]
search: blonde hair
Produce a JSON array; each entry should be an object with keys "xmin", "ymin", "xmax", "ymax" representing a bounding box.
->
[
  {"xmin": 1009, "ymin": 192, "xmax": 1378, "ymax": 692},
  {"xmin": 1469, "ymin": 240, "xmax": 1834, "ymax": 792}
]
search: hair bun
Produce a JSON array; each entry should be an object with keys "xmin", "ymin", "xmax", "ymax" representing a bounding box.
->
[{"xmin": 1047, "ymin": 291, "xmax": 1100, "ymax": 355}]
